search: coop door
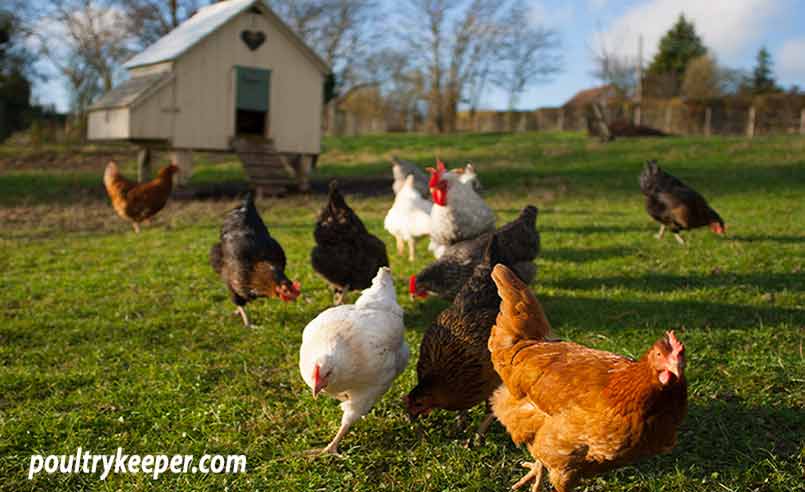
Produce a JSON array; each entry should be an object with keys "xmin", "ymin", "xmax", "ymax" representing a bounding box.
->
[{"xmin": 235, "ymin": 66, "xmax": 270, "ymax": 136}]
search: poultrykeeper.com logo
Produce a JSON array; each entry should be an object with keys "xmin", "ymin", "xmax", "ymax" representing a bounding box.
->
[{"xmin": 28, "ymin": 448, "xmax": 246, "ymax": 480}]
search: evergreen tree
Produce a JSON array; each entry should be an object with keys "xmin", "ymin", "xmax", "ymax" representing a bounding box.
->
[
  {"xmin": 751, "ymin": 46, "xmax": 779, "ymax": 94},
  {"xmin": 0, "ymin": 11, "xmax": 33, "ymax": 141},
  {"xmin": 647, "ymin": 14, "xmax": 707, "ymax": 95}
]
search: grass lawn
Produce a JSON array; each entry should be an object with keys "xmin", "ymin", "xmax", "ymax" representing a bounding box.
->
[{"xmin": 0, "ymin": 132, "xmax": 803, "ymax": 491}]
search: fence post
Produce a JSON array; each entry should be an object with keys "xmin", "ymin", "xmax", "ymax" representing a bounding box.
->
[
  {"xmin": 137, "ymin": 147, "xmax": 151, "ymax": 182},
  {"xmin": 746, "ymin": 106, "xmax": 756, "ymax": 138},
  {"xmin": 664, "ymin": 106, "xmax": 672, "ymax": 133},
  {"xmin": 800, "ymin": 108, "xmax": 805, "ymax": 135},
  {"xmin": 704, "ymin": 107, "xmax": 712, "ymax": 137}
]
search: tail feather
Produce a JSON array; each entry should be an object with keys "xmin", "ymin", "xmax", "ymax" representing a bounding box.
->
[{"xmin": 488, "ymin": 264, "xmax": 551, "ymax": 355}]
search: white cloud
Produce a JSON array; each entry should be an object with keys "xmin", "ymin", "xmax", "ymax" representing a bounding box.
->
[
  {"xmin": 777, "ymin": 37, "xmax": 805, "ymax": 83},
  {"xmin": 596, "ymin": 0, "xmax": 785, "ymax": 63}
]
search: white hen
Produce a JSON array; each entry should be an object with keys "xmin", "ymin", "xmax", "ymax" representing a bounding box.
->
[
  {"xmin": 428, "ymin": 160, "xmax": 495, "ymax": 258},
  {"xmin": 299, "ymin": 267, "xmax": 409, "ymax": 456},
  {"xmin": 384, "ymin": 175, "xmax": 433, "ymax": 261}
]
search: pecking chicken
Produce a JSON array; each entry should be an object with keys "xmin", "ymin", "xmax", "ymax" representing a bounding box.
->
[
  {"xmin": 312, "ymin": 181, "xmax": 389, "ymax": 305},
  {"xmin": 209, "ymin": 192, "xmax": 300, "ymax": 327},
  {"xmin": 404, "ymin": 235, "xmax": 524, "ymax": 439},
  {"xmin": 299, "ymin": 267, "xmax": 409, "ymax": 456},
  {"xmin": 639, "ymin": 160, "xmax": 725, "ymax": 244},
  {"xmin": 103, "ymin": 160, "xmax": 178, "ymax": 233},
  {"xmin": 410, "ymin": 205, "xmax": 539, "ymax": 301},
  {"xmin": 391, "ymin": 156, "xmax": 430, "ymax": 198},
  {"xmin": 428, "ymin": 159, "xmax": 495, "ymax": 258},
  {"xmin": 384, "ymin": 174, "xmax": 433, "ymax": 261},
  {"xmin": 488, "ymin": 264, "xmax": 688, "ymax": 492}
]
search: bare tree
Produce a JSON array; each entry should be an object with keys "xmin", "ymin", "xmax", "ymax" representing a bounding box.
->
[
  {"xmin": 399, "ymin": 0, "xmax": 509, "ymax": 133},
  {"xmin": 125, "ymin": 0, "xmax": 202, "ymax": 47},
  {"xmin": 590, "ymin": 29, "xmax": 637, "ymax": 97},
  {"xmin": 24, "ymin": 0, "xmax": 136, "ymax": 113},
  {"xmin": 492, "ymin": 2, "xmax": 561, "ymax": 110}
]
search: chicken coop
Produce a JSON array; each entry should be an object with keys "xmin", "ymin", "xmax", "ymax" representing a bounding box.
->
[{"xmin": 87, "ymin": 0, "xmax": 329, "ymax": 193}]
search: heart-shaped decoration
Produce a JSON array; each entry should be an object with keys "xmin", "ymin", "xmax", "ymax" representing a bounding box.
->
[{"xmin": 241, "ymin": 30, "xmax": 266, "ymax": 51}]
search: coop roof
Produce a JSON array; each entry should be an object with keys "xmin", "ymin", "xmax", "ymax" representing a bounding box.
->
[
  {"xmin": 89, "ymin": 72, "xmax": 173, "ymax": 110},
  {"xmin": 123, "ymin": 0, "xmax": 328, "ymax": 73}
]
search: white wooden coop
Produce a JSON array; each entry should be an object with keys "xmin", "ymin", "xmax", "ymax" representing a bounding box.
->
[{"xmin": 87, "ymin": 0, "xmax": 329, "ymax": 192}]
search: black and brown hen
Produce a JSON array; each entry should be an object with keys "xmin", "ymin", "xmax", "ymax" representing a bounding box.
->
[
  {"xmin": 311, "ymin": 181, "xmax": 389, "ymax": 305},
  {"xmin": 639, "ymin": 160, "xmax": 725, "ymax": 244},
  {"xmin": 410, "ymin": 205, "xmax": 540, "ymax": 301},
  {"xmin": 404, "ymin": 234, "xmax": 526, "ymax": 440},
  {"xmin": 210, "ymin": 192, "xmax": 300, "ymax": 327}
]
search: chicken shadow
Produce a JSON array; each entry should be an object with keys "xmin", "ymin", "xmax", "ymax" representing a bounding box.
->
[
  {"xmin": 729, "ymin": 233, "xmax": 805, "ymax": 244},
  {"xmin": 541, "ymin": 245, "xmax": 637, "ymax": 263},
  {"xmin": 547, "ymin": 272, "xmax": 803, "ymax": 295},
  {"xmin": 614, "ymin": 397, "xmax": 805, "ymax": 481},
  {"xmin": 541, "ymin": 294, "xmax": 802, "ymax": 333}
]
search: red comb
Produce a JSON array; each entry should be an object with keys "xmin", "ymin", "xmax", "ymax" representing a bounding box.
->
[
  {"xmin": 436, "ymin": 159, "xmax": 447, "ymax": 172},
  {"xmin": 409, "ymin": 275, "xmax": 417, "ymax": 294},
  {"xmin": 666, "ymin": 331, "xmax": 684, "ymax": 355}
]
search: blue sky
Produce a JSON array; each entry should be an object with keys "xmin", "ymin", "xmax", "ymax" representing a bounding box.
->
[{"xmin": 33, "ymin": 0, "xmax": 805, "ymax": 112}]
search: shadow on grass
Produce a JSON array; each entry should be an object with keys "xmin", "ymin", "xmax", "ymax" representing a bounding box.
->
[
  {"xmin": 730, "ymin": 234, "xmax": 805, "ymax": 244},
  {"xmin": 542, "ymin": 246, "xmax": 637, "ymax": 263},
  {"xmin": 547, "ymin": 272, "xmax": 803, "ymax": 294},
  {"xmin": 541, "ymin": 294, "xmax": 802, "ymax": 332}
]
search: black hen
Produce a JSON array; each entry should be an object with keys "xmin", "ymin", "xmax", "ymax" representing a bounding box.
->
[
  {"xmin": 210, "ymin": 192, "xmax": 300, "ymax": 326},
  {"xmin": 410, "ymin": 205, "xmax": 540, "ymax": 300},
  {"xmin": 311, "ymin": 181, "xmax": 389, "ymax": 304},
  {"xmin": 639, "ymin": 160, "xmax": 725, "ymax": 244},
  {"xmin": 404, "ymin": 234, "xmax": 521, "ymax": 439}
]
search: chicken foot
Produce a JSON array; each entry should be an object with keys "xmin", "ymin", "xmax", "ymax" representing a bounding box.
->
[
  {"xmin": 512, "ymin": 461, "xmax": 544, "ymax": 492},
  {"xmin": 234, "ymin": 306, "xmax": 250, "ymax": 327},
  {"xmin": 654, "ymin": 225, "xmax": 665, "ymax": 239},
  {"xmin": 304, "ymin": 419, "xmax": 353, "ymax": 458}
]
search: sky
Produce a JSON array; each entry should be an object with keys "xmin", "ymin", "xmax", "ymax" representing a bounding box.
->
[{"xmin": 32, "ymin": 0, "xmax": 805, "ymax": 112}]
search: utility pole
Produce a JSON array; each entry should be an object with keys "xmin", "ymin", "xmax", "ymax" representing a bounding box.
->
[{"xmin": 635, "ymin": 35, "xmax": 643, "ymax": 126}]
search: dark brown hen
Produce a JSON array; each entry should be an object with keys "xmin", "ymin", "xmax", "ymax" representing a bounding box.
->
[
  {"xmin": 639, "ymin": 160, "xmax": 725, "ymax": 244},
  {"xmin": 404, "ymin": 234, "xmax": 525, "ymax": 439},
  {"xmin": 210, "ymin": 192, "xmax": 300, "ymax": 326},
  {"xmin": 311, "ymin": 181, "xmax": 389, "ymax": 304},
  {"xmin": 410, "ymin": 205, "xmax": 540, "ymax": 301}
]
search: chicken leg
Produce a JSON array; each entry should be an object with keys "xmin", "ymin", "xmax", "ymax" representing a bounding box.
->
[
  {"xmin": 512, "ymin": 461, "xmax": 544, "ymax": 492},
  {"xmin": 407, "ymin": 238, "xmax": 416, "ymax": 262},
  {"xmin": 654, "ymin": 224, "xmax": 665, "ymax": 239},
  {"xmin": 395, "ymin": 236, "xmax": 405, "ymax": 256},
  {"xmin": 234, "ymin": 306, "xmax": 250, "ymax": 327},
  {"xmin": 132, "ymin": 222, "xmax": 141, "ymax": 234},
  {"xmin": 674, "ymin": 233, "xmax": 686, "ymax": 245}
]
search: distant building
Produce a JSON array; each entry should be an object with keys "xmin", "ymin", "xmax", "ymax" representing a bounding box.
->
[{"xmin": 87, "ymin": 0, "xmax": 329, "ymax": 192}]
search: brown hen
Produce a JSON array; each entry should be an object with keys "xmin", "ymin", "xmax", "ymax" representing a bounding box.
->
[
  {"xmin": 103, "ymin": 160, "xmax": 178, "ymax": 233},
  {"xmin": 489, "ymin": 265, "xmax": 687, "ymax": 492}
]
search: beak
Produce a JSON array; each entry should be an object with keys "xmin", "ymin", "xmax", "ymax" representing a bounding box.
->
[{"xmin": 313, "ymin": 379, "xmax": 326, "ymax": 399}]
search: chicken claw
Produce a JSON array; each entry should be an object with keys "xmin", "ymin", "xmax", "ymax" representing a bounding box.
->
[{"xmin": 512, "ymin": 461, "xmax": 543, "ymax": 492}]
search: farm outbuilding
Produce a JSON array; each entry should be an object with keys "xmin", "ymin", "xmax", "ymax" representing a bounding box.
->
[{"xmin": 87, "ymin": 0, "xmax": 329, "ymax": 192}]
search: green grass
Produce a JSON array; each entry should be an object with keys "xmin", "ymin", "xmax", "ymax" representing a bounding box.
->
[{"xmin": 0, "ymin": 132, "xmax": 803, "ymax": 491}]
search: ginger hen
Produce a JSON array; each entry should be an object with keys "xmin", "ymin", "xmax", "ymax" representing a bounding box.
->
[
  {"xmin": 103, "ymin": 160, "xmax": 178, "ymax": 233},
  {"xmin": 312, "ymin": 181, "xmax": 389, "ymax": 305},
  {"xmin": 209, "ymin": 192, "xmax": 300, "ymax": 327},
  {"xmin": 639, "ymin": 160, "xmax": 725, "ymax": 244},
  {"xmin": 488, "ymin": 264, "xmax": 688, "ymax": 492}
]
